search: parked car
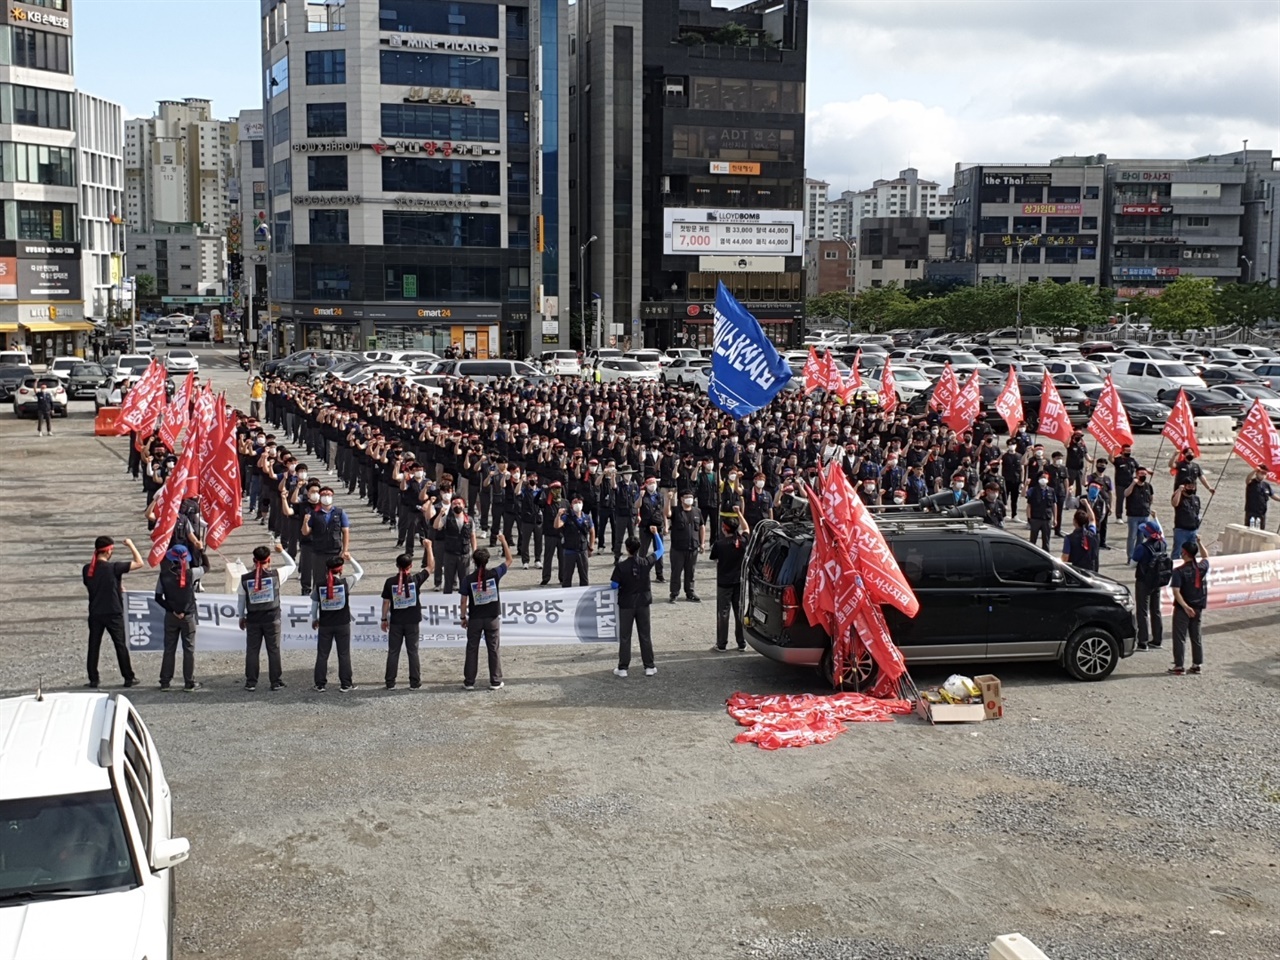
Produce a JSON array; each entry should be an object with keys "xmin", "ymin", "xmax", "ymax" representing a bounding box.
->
[
  {"xmin": 436, "ymin": 358, "xmax": 547, "ymax": 384},
  {"xmin": 596, "ymin": 358, "xmax": 657, "ymax": 383},
  {"xmin": 1044, "ymin": 359, "xmax": 1102, "ymax": 377},
  {"xmin": 1118, "ymin": 346, "xmax": 1176, "ymax": 361},
  {"xmin": 66, "ymin": 362, "xmax": 109, "ymax": 400},
  {"xmin": 0, "ymin": 364, "xmax": 34, "ymax": 401},
  {"xmin": 623, "ymin": 350, "xmax": 663, "ymax": 374},
  {"xmin": 163, "ymin": 349, "xmax": 200, "ymax": 375},
  {"xmin": 1199, "ymin": 366, "xmax": 1272, "ymax": 389},
  {"xmin": 45, "ymin": 356, "xmax": 81, "ymax": 380},
  {"xmin": 112, "ymin": 355, "xmax": 154, "ymax": 378},
  {"xmin": 540, "ymin": 349, "xmax": 582, "ymax": 377},
  {"xmin": 188, "ymin": 321, "xmax": 211, "ymax": 342},
  {"xmin": 663, "ymin": 347, "xmax": 703, "ymax": 364},
  {"xmin": 1079, "ymin": 385, "xmax": 1170, "ymax": 431},
  {"xmin": 1154, "ymin": 387, "xmax": 1246, "ymax": 422},
  {"xmin": 741, "ymin": 514, "xmax": 1137, "ymax": 687},
  {"xmin": 984, "ymin": 326, "xmax": 1055, "ymax": 346},
  {"xmin": 0, "ymin": 349, "xmax": 31, "ymax": 367},
  {"xmin": 12, "ymin": 375, "xmax": 67, "ymax": 417},
  {"xmin": 660, "ymin": 357, "xmax": 710, "ymax": 386},
  {"xmin": 864, "ymin": 364, "xmax": 932, "ymax": 402},
  {"xmin": 166, "ymin": 326, "xmax": 189, "ymax": 346},
  {"xmin": 0, "ymin": 691, "xmax": 189, "ymax": 959},
  {"xmin": 1211, "ymin": 384, "xmax": 1280, "ymax": 423},
  {"xmin": 919, "ymin": 350, "xmax": 983, "ymax": 371},
  {"xmin": 585, "ymin": 348, "xmax": 623, "ymax": 369},
  {"xmin": 132, "ymin": 338, "xmax": 155, "ymax": 357},
  {"xmin": 1110, "ymin": 359, "xmax": 1206, "ymax": 394}
]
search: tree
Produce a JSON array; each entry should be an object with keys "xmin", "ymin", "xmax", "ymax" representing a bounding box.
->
[
  {"xmin": 711, "ymin": 22, "xmax": 751, "ymax": 46},
  {"xmin": 1214, "ymin": 281, "xmax": 1280, "ymax": 329},
  {"xmin": 850, "ymin": 284, "xmax": 913, "ymax": 331},
  {"xmin": 936, "ymin": 282, "xmax": 1017, "ymax": 333},
  {"xmin": 805, "ymin": 290, "xmax": 857, "ymax": 327},
  {"xmin": 134, "ymin": 273, "xmax": 157, "ymax": 297},
  {"xmin": 1021, "ymin": 280, "xmax": 1107, "ymax": 334},
  {"xmin": 1147, "ymin": 276, "xmax": 1218, "ymax": 334}
]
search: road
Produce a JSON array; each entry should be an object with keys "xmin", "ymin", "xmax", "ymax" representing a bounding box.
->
[{"xmin": 1, "ymin": 342, "xmax": 1278, "ymax": 960}]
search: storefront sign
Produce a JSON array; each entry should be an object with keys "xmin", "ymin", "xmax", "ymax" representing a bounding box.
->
[
  {"xmin": 162, "ymin": 296, "xmax": 227, "ymax": 305},
  {"xmin": 240, "ymin": 120, "xmax": 263, "ymax": 141},
  {"xmin": 1113, "ymin": 267, "xmax": 1180, "ymax": 279},
  {"xmin": 292, "ymin": 140, "xmax": 363, "ymax": 153},
  {"xmin": 384, "ymin": 34, "xmax": 495, "ymax": 54},
  {"xmin": 982, "ymin": 234, "xmax": 1097, "ymax": 247},
  {"xmin": 1117, "ymin": 170, "xmax": 1175, "ymax": 182},
  {"xmin": 698, "ymin": 255, "xmax": 786, "ymax": 272},
  {"xmin": 0, "ymin": 257, "xmax": 14, "ymax": 300},
  {"xmin": 1115, "ymin": 286, "xmax": 1166, "ymax": 299},
  {"xmin": 682, "ymin": 301, "xmax": 802, "ymax": 320},
  {"xmin": 1115, "ymin": 236, "xmax": 1184, "ymax": 245},
  {"xmin": 504, "ymin": 306, "xmax": 531, "ymax": 324},
  {"xmin": 391, "ymin": 196, "xmax": 491, "ymax": 210},
  {"xmin": 1020, "ymin": 203, "xmax": 1081, "ymax": 215},
  {"xmin": 1121, "ymin": 203, "xmax": 1174, "ymax": 216},
  {"xmin": 982, "ymin": 172, "xmax": 1053, "ymax": 187},
  {"xmin": 18, "ymin": 259, "xmax": 80, "ymax": 300},
  {"xmin": 293, "ymin": 194, "xmax": 363, "ymax": 206},
  {"xmin": 312, "ymin": 307, "xmax": 345, "ymax": 317},
  {"xmin": 376, "ymin": 139, "xmax": 498, "ymax": 157},
  {"xmin": 404, "ymin": 87, "xmax": 476, "ymax": 106},
  {"xmin": 664, "ymin": 207, "xmax": 803, "ymax": 256},
  {"xmin": 8, "ymin": 3, "xmax": 70, "ymax": 31},
  {"xmin": 709, "ymin": 161, "xmax": 761, "ymax": 176},
  {"xmin": 541, "ymin": 319, "xmax": 558, "ymax": 335}
]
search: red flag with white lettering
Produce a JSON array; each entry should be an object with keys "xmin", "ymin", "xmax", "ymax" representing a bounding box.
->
[
  {"xmin": 878, "ymin": 357, "xmax": 898, "ymax": 414},
  {"xmin": 148, "ymin": 437, "xmax": 198, "ymax": 567},
  {"xmin": 203, "ymin": 398, "xmax": 244, "ymax": 550},
  {"xmin": 1086, "ymin": 375, "xmax": 1135, "ymax": 457},
  {"xmin": 116, "ymin": 360, "xmax": 168, "ymax": 436},
  {"xmin": 944, "ymin": 370, "xmax": 982, "ymax": 435},
  {"xmin": 994, "ymin": 367, "xmax": 1023, "ymax": 435},
  {"xmin": 930, "ymin": 362, "xmax": 958, "ymax": 413},
  {"xmin": 802, "ymin": 481, "xmax": 835, "ymax": 628},
  {"xmin": 158, "ymin": 372, "xmax": 195, "ymax": 451},
  {"xmin": 1162, "ymin": 389, "xmax": 1200, "ymax": 459},
  {"xmin": 844, "ymin": 483, "xmax": 920, "ymax": 619},
  {"xmin": 1037, "ymin": 371, "xmax": 1074, "ymax": 446},
  {"xmin": 1232, "ymin": 399, "xmax": 1280, "ymax": 482},
  {"xmin": 803, "ymin": 347, "xmax": 825, "ymax": 395}
]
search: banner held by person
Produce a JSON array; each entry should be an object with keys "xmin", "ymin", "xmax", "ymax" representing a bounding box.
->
[
  {"xmin": 944, "ymin": 370, "xmax": 981, "ymax": 435},
  {"xmin": 1162, "ymin": 389, "xmax": 1200, "ymax": 459},
  {"xmin": 878, "ymin": 357, "xmax": 898, "ymax": 414},
  {"xmin": 1037, "ymin": 370, "xmax": 1074, "ymax": 446},
  {"xmin": 116, "ymin": 360, "xmax": 168, "ymax": 437},
  {"xmin": 1232, "ymin": 399, "xmax": 1280, "ymax": 482},
  {"xmin": 1159, "ymin": 548, "xmax": 1280, "ymax": 614},
  {"xmin": 123, "ymin": 584, "xmax": 619, "ymax": 651},
  {"xmin": 929, "ymin": 362, "xmax": 958, "ymax": 414},
  {"xmin": 708, "ymin": 281, "xmax": 792, "ymax": 416},
  {"xmin": 1086, "ymin": 375, "xmax": 1135, "ymax": 456}
]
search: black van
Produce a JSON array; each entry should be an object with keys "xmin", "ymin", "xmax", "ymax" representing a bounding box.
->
[{"xmin": 741, "ymin": 515, "xmax": 1138, "ymax": 687}]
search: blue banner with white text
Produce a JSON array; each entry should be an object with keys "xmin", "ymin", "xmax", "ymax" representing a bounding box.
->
[{"xmin": 708, "ymin": 282, "xmax": 792, "ymax": 417}]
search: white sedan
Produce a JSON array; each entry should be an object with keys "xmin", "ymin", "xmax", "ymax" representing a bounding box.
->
[
  {"xmin": 164, "ymin": 349, "xmax": 200, "ymax": 375},
  {"xmin": 864, "ymin": 364, "xmax": 932, "ymax": 402},
  {"xmin": 598, "ymin": 359, "xmax": 658, "ymax": 383},
  {"xmin": 622, "ymin": 350, "xmax": 662, "ymax": 374},
  {"xmin": 1213, "ymin": 384, "xmax": 1280, "ymax": 423},
  {"xmin": 660, "ymin": 357, "xmax": 710, "ymax": 386}
]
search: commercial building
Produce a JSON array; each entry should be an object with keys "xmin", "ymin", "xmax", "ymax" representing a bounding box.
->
[
  {"xmin": 578, "ymin": 0, "xmax": 808, "ymax": 351},
  {"xmin": 257, "ymin": 0, "xmax": 565, "ymax": 358},
  {"xmin": 803, "ymin": 237, "xmax": 853, "ymax": 298},
  {"xmin": 804, "ymin": 176, "xmax": 828, "ymax": 240},
  {"xmin": 126, "ymin": 224, "xmax": 226, "ymax": 301},
  {"xmin": 74, "ymin": 92, "xmax": 124, "ymax": 321},
  {"xmin": 854, "ymin": 216, "xmax": 946, "ymax": 292},
  {"xmin": 1240, "ymin": 149, "xmax": 1280, "ymax": 286},
  {"xmin": 949, "ymin": 157, "xmax": 1107, "ymax": 287}
]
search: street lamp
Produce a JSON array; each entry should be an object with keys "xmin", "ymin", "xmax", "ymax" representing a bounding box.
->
[
  {"xmin": 834, "ymin": 234, "xmax": 856, "ymax": 335},
  {"xmin": 253, "ymin": 221, "xmax": 274, "ymax": 364},
  {"xmin": 1241, "ymin": 255, "xmax": 1253, "ymax": 283},
  {"xmin": 578, "ymin": 235, "xmax": 597, "ymax": 352},
  {"xmin": 1014, "ymin": 233, "xmax": 1041, "ymax": 346}
]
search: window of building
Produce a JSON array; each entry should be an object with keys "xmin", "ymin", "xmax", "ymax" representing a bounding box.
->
[
  {"xmin": 309, "ymin": 209, "xmax": 349, "ymax": 243},
  {"xmin": 305, "ymin": 49, "xmax": 346, "ymax": 85},
  {"xmin": 253, "ymin": 180, "xmax": 266, "ymax": 207},
  {"xmin": 0, "ymin": 142, "xmax": 74, "ymax": 185},
  {"xmin": 380, "ymin": 103, "xmax": 499, "ymax": 140},
  {"xmin": 2, "ymin": 84, "xmax": 71, "ymax": 129},
  {"xmin": 823, "ymin": 249, "xmax": 838, "ymax": 260},
  {"xmin": 507, "ymin": 161, "xmax": 529, "ymax": 198},
  {"xmin": 508, "ymin": 213, "xmax": 529, "ymax": 248},
  {"xmin": 379, "ymin": 50, "xmax": 500, "ymax": 89},
  {"xmin": 1046, "ymin": 216, "xmax": 1079, "ymax": 235},
  {"xmin": 689, "ymin": 76, "xmax": 802, "ymax": 113},
  {"xmin": 250, "ymin": 139, "xmax": 265, "ymax": 168},
  {"xmin": 1084, "ymin": 186, "xmax": 1100, "ymax": 200},
  {"xmin": 1081, "ymin": 216, "xmax": 1098, "ymax": 230},
  {"xmin": 378, "ymin": 0, "xmax": 500, "ymax": 37},
  {"xmin": 671, "ymin": 124, "xmax": 795, "ymax": 162},
  {"xmin": 508, "ymin": 265, "xmax": 530, "ymax": 294},
  {"xmin": 1185, "ymin": 216, "xmax": 1209, "ymax": 227},
  {"xmin": 871, "ymin": 259, "xmax": 883, "ymax": 269},
  {"xmin": 1047, "ymin": 185, "xmax": 1080, "ymax": 204},
  {"xmin": 307, "ymin": 155, "xmax": 348, "ymax": 191},
  {"xmin": 267, "ymin": 55, "xmax": 289, "ymax": 98},
  {"xmin": 271, "ymin": 158, "xmax": 292, "ymax": 196},
  {"xmin": 505, "ymin": 6, "xmax": 528, "ymax": 44},
  {"xmin": 270, "ymin": 106, "xmax": 291, "ymax": 146},
  {"xmin": 306, "ymin": 0, "xmax": 346, "ymax": 32},
  {"xmin": 306, "ymin": 102, "xmax": 348, "ymax": 137},
  {"xmin": 1013, "ymin": 185, "xmax": 1043, "ymax": 203},
  {"xmin": 382, "ymin": 210, "xmax": 499, "ymax": 246},
  {"xmin": 312, "ymin": 264, "xmax": 351, "ymax": 299},
  {"xmin": 381, "ymin": 156, "xmax": 500, "ymax": 194},
  {"xmin": 11, "ymin": 28, "xmax": 70, "ymax": 73},
  {"xmin": 1, "ymin": 200, "xmax": 77, "ymax": 240},
  {"xmin": 506, "ymin": 58, "xmax": 529, "ymax": 92},
  {"xmin": 381, "ymin": 263, "xmax": 499, "ymax": 300},
  {"xmin": 505, "ymin": 111, "xmax": 530, "ymax": 145}
]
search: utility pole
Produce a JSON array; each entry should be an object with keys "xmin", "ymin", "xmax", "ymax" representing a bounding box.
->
[
  {"xmin": 578, "ymin": 235, "xmax": 597, "ymax": 352},
  {"xmin": 1014, "ymin": 233, "xmax": 1041, "ymax": 346}
]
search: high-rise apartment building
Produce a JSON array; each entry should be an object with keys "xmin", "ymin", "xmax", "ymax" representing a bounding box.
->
[
  {"xmin": 579, "ymin": 0, "xmax": 808, "ymax": 351},
  {"xmin": 256, "ymin": 0, "xmax": 565, "ymax": 357},
  {"xmin": 74, "ymin": 91, "xmax": 124, "ymax": 320},
  {"xmin": 804, "ymin": 176, "xmax": 828, "ymax": 240}
]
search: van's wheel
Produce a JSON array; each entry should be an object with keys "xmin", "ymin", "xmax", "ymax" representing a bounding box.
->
[
  {"xmin": 819, "ymin": 644, "xmax": 878, "ymax": 691},
  {"xmin": 1063, "ymin": 626, "xmax": 1119, "ymax": 681}
]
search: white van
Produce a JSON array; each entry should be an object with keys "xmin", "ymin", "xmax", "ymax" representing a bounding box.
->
[{"xmin": 1110, "ymin": 358, "xmax": 1205, "ymax": 394}]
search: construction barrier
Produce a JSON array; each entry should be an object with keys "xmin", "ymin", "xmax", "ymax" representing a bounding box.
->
[
  {"xmin": 991, "ymin": 933, "xmax": 1049, "ymax": 960},
  {"xmin": 1194, "ymin": 415, "xmax": 1235, "ymax": 445},
  {"xmin": 1216, "ymin": 523, "xmax": 1280, "ymax": 557},
  {"xmin": 93, "ymin": 407, "xmax": 122, "ymax": 436}
]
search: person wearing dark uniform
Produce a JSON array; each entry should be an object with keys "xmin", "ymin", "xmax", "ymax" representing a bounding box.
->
[
  {"xmin": 237, "ymin": 543, "xmax": 297, "ymax": 691},
  {"xmin": 612, "ymin": 470, "xmax": 640, "ymax": 561},
  {"xmin": 1112, "ymin": 444, "xmax": 1138, "ymax": 521},
  {"xmin": 539, "ymin": 482, "xmax": 564, "ymax": 585},
  {"xmin": 154, "ymin": 545, "xmax": 205, "ymax": 692},
  {"xmin": 1001, "ymin": 439, "xmax": 1024, "ymax": 514},
  {"xmin": 742, "ymin": 474, "xmax": 774, "ymax": 530},
  {"xmin": 554, "ymin": 495, "xmax": 596, "ymax": 587},
  {"xmin": 517, "ymin": 477, "xmax": 543, "ymax": 569},
  {"xmin": 1124, "ymin": 466, "xmax": 1155, "ymax": 559},
  {"xmin": 459, "ymin": 538, "xmax": 513, "ymax": 690},
  {"xmin": 310, "ymin": 554, "xmax": 364, "ymax": 692},
  {"xmin": 1169, "ymin": 538, "xmax": 1209, "ymax": 676},
  {"xmin": 638, "ymin": 477, "xmax": 666, "ymax": 583},
  {"xmin": 979, "ymin": 481, "xmax": 1006, "ymax": 528},
  {"xmin": 1060, "ymin": 501, "xmax": 1099, "ymax": 572},
  {"xmin": 433, "ymin": 495, "xmax": 476, "ymax": 594},
  {"xmin": 380, "ymin": 551, "xmax": 434, "ymax": 689},
  {"xmin": 1046, "ymin": 452, "xmax": 1070, "ymax": 536},
  {"xmin": 666, "ymin": 492, "xmax": 704, "ymax": 602},
  {"xmin": 301, "ymin": 488, "xmax": 350, "ymax": 567},
  {"xmin": 709, "ymin": 517, "xmax": 748, "ymax": 651},
  {"xmin": 1245, "ymin": 467, "xmax": 1279, "ymax": 528},
  {"xmin": 1025, "ymin": 473, "xmax": 1057, "ymax": 551},
  {"xmin": 82, "ymin": 535, "xmax": 143, "ymax": 689},
  {"xmin": 609, "ymin": 532, "xmax": 665, "ymax": 677},
  {"xmin": 1170, "ymin": 478, "xmax": 1203, "ymax": 559}
]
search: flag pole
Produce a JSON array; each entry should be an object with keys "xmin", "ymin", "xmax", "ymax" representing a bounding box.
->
[{"xmin": 1198, "ymin": 450, "xmax": 1234, "ymax": 525}]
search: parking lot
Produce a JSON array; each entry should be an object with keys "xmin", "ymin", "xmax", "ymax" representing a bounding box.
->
[{"xmin": 2, "ymin": 344, "xmax": 1279, "ymax": 959}]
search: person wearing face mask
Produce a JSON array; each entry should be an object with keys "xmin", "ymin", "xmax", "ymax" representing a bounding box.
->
[
  {"xmin": 554, "ymin": 495, "xmax": 596, "ymax": 587},
  {"xmin": 638, "ymin": 476, "xmax": 666, "ymax": 582},
  {"xmin": 1085, "ymin": 460, "xmax": 1113, "ymax": 549},
  {"xmin": 154, "ymin": 545, "xmax": 206, "ymax": 692},
  {"xmin": 1060, "ymin": 501, "xmax": 1100, "ymax": 572},
  {"xmin": 301, "ymin": 487, "xmax": 350, "ymax": 569},
  {"xmin": 979, "ymin": 481, "xmax": 1006, "ymax": 528},
  {"xmin": 612, "ymin": 468, "xmax": 640, "ymax": 562},
  {"xmin": 857, "ymin": 476, "xmax": 881, "ymax": 506},
  {"xmin": 710, "ymin": 516, "xmax": 749, "ymax": 651},
  {"xmin": 1047, "ymin": 452, "xmax": 1070, "ymax": 536},
  {"xmin": 459, "ymin": 538, "xmax": 514, "ymax": 690},
  {"xmin": 609, "ymin": 532, "xmax": 665, "ymax": 678},
  {"xmin": 237, "ymin": 543, "xmax": 297, "ymax": 692},
  {"xmin": 517, "ymin": 474, "xmax": 543, "ymax": 569},
  {"xmin": 82, "ymin": 535, "xmax": 144, "ymax": 689},
  {"xmin": 310, "ymin": 554, "xmax": 365, "ymax": 692},
  {"xmin": 1001, "ymin": 439, "xmax": 1024, "ymax": 515},
  {"xmin": 540, "ymin": 481, "xmax": 565, "ymax": 584},
  {"xmin": 434, "ymin": 495, "xmax": 477, "ymax": 594},
  {"xmin": 282, "ymin": 480, "xmax": 321, "ymax": 596},
  {"xmin": 1170, "ymin": 447, "xmax": 1213, "ymax": 492},
  {"xmin": 380, "ymin": 551, "xmax": 434, "ymax": 690},
  {"xmin": 397, "ymin": 461, "xmax": 428, "ymax": 549},
  {"xmin": 904, "ymin": 466, "xmax": 928, "ymax": 505},
  {"xmin": 890, "ymin": 487, "xmax": 908, "ymax": 507},
  {"xmin": 1025, "ymin": 471, "xmax": 1057, "ymax": 551},
  {"xmin": 1170, "ymin": 477, "xmax": 1203, "ymax": 558},
  {"xmin": 665, "ymin": 491, "xmax": 704, "ymax": 603},
  {"xmin": 718, "ymin": 468, "xmax": 744, "ymax": 526},
  {"xmin": 947, "ymin": 472, "xmax": 971, "ymax": 506},
  {"xmin": 743, "ymin": 472, "xmax": 774, "ymax": 528},
  {"xmin": 1124, "ymin": 467, "xmax": 1155, "ymax": 559}
]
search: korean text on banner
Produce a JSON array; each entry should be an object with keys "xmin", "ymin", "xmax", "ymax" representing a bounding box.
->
[
  {"xmin": 994, "ymin": 367, "xmax": 1023, "ymax": 435},
  {"xmin": 1037, "ymin": 370, "xmax": 1074, "ymax": 446},
  {"xmin": 123, "ymin": 585, "xmax": 620, "ymax": 652},
  {"xmin": 1232, "ymin": 399, "xmax": 1280, "ymax": 482},
  {"xmin": 929, "ymin": 362, "xmax": 957, "ymax": 413},
  {"xmin": 878, "ymin": 357, "xmax": 898, "ymax": 414},
  {"xmin": 708, "ymin": 281, "xmax": 791, "ymax": 417},
  {"xmin": 1087, "ymin": 375, "xmax": 1135, "ymax": 456},
  {"xmin": 1160, "ymin": 550, "xmax": 1280, "ymax": 614},
  {"xmin": 1163, "ymin": 389, "xmax": 1200, "ymax": 458}
]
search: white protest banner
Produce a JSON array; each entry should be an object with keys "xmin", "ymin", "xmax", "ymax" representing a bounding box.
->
[{"xmin": 124, "ymin": 585, "xmax": 618, "ymax": 652}]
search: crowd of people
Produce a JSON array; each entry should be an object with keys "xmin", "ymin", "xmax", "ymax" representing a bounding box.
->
[{"xmin": 82, "ymin": 365, "xmax": 1234, "ymax": 692}]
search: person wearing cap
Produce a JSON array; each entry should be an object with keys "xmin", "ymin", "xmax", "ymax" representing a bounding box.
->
[
  {"xmin": 1025, "ymin": 470, "xmax": 1057, "ymax": 551},
  {"xmin": 609, "ymin": 531, "xmax": 665, "ymax": 678},
  {"xmin": 1046, "ymin": 450, "xmax": 1069, "ymax": 536},
  {"xmin": 82, "ymin": 535, "xmax": 144, "ymax": 689},
  {"xmin": 1245, "ymin": 465, "xmax": 1280, "ymax": 529},
  {"xmin": 154, "ymin": 544, "xmax": 206, "ymax": 692},
  {"xmin": 539, "ymin": 481, "xmax": 565, "ymax": 585},
  {"xmin": 611, "ymin": 468, "xmax": 640, "ymax": 562},
  {"xmin": 1000, "ymin": 438, "xmax": 1024, "ymax": 515},
  {"xmin": 665, "ymin": 487, "xmax": 704, "ymax": 603},
  {"xmin": 1170, "ymin": 447, "xmax": 1213, "ymax": 492},
  {"xmin": 311, "ymin": 553, "xmax": 365, "ymax": 692},
  {"xmin": 380, "ymin": 550, "xmax": 434, "ymax": 690},
  {"xmin": 1060, "ymin": 500, "xmax": 1099, "ymax": 572},
  {"xmin": 743, "ymin": 472, "xmax": 774, "ymax": 529},
  {"xmin": 554, "ymin": 494, "xmax": 596, "ymax": 587},
  {"xmin": 1086, "ymin": 458, "xmax": 1115, "ymax": 549},
  {"xmin": 1168, "ymin": 538, "xmax": 1209, "ymax": 676},
  {"xmin": 1065, "ymin": 430, "xmax": 1088, "ymax": 496},
  {"xmin": 710, "ymin": 515, "xmax": 749, "ymax": 651},
  {"xmin": 1170, "ymin": 474, "xmax": 1204, "ymax": 559},
  {"xmin": 517, "ymin": 472, "xmax": 543, "ymax": 569},
  {"xmin": 979, "ymin": 481, "xmax": 1005, "ymax": 528},
  {"xmin": 947, "ymin": 472, "xmax": 971, "ymax": 506},
  {"xmin": 1130, "ymin": 515, "xmax": 1167, "ymax": 650},
  {"xmin": 237, "ymin": 543, "xmax": 298, "ymax": 691}
]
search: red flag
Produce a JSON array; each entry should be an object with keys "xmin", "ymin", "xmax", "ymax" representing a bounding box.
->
[
  {"xmin": 1037, "ymin": 371, "xmax": 1074, "ymax": 447},
  {"xmin": 1162, "ymin": 389, "xmax": 1200, "ymax": 459},
  {"xmin": 930, "ymin": 362, "xmax": 958, "ymax": 413},
  {"xmin": 1086, "ymin": 376, "xmax": 1135, "ymax": 457},
  {"xmin": 1233, "ymin": 399, "xmax": 1280, "ymax": 482},
  {"xmin": 835, "ymin": 351, "xmax": 863, "ymax": 404},
  {"xmin": 878, "ymin": 357, "xmax": 898, "ymax": 414},
  {"xmin": 116, "ymin": 360, "xmax": 168, "ymax": 436},
  {"xmin": 994, "ymin": 367, "xmax": 1023, "ymax": 435},
  {"xmin": 803, "ymin": 347, "xmax": 825, "ymax": 395},
  {"xmin": 158, "ymin": 371, "xmax": 195, "ymax": 451},
  {"xmin": 148, "ymin": 438, "xmax": 198, "ymax": 566},
  {"xmin": 204, "ymin": 398, "xmax": 244, "ymax": 549},
  {"xmin": 944, "ymin": 370, "xmax": 981, "ymax": 435},
  {"xmin": 844, "ymin": 486, "xmax": 920, "ymax": 618},
  {"xmin": 802, "ymin": 483, "xmax": 835, "ymax": 628}
]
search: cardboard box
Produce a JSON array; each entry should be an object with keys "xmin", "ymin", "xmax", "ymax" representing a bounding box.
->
[
  {"xmin": 974, "ymin": 674, "xmax": 1003, "ymax": 720},
  {"xmin": 915, "ymin": 697, "xmax": 987, "ymax": 724}
]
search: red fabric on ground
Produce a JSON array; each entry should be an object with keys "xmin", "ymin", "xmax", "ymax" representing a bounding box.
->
[{"xmin": 727, "ymin": 691, "xmax": 914, "ymax": 750}]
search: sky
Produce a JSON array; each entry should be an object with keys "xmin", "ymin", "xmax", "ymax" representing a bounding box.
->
[{"xmin": 73, "ymin": 0, "xmax": 1280, "ymax": 194}]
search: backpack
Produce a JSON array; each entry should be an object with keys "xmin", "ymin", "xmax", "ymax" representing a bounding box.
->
[{"xmin": 1141, "ymin": 537, "xmax": 1173, "ymax": 588}]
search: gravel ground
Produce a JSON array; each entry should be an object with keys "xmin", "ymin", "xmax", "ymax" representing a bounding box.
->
[{"xmin": 1, "ymin": 345, "xmax": 1278, "ymax": 960}]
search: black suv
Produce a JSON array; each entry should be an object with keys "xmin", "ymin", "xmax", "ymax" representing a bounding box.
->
[{"xmin": 741, "ymin": 514, "xmax": 1137, "ymax": 686}]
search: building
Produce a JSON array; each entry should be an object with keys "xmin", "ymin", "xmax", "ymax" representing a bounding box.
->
[
  {"xmin": 949, "ymin": 157, "xmax": 1107, "ymax": 287},
  {"xmin": 1104, "ymin": 152, "xmax": 1249, "ymax": 298},
  {"xmin": 838, "ymin": 167, "xmax": 953, "ymax": 244},
  {"xmin": 579, "ymin": 0, "xmax": 809, "ymax": 351},
  {"xmin": 855, "ymin": 216, "xmax": 947, "ymax": 291},
  {"xmin": 126, "ymin": 224, "xmax": 226, "ymax": 302},
  {"xmin": 1240, "ymin": 149, "xmax": 1280, "ymax": 286},
  {"xmin": 74, "ymin": 92, "xmax": 124, "ymax": 321},
  {"xmin": 227, "ymin": 109, "xmax": 265, "ymax": 334},
  {"xmin": 803, "ymin": 237, "xmax": 853, "ymax": 298},
  {"xmin": 804, "ymin": 176, "xmax": 828, "ymax": 240},
  {"xmin": 255, "ymin": 0, "xmax": 563, "ymax": 358}
]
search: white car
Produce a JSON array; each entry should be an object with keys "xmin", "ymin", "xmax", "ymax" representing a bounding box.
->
[
  {"xmin": 0, "ymin": 692, "xmax": 189, "ymax": 959},
  {"xmin": 408, "ymin": 374, "xmax": 451, "ymax": 396},
  {"xmin": 865, "ymin": 364, "xmax": 931, "ymax": 402},
  {"xmin": 663, "ymin": 347, "xmax": 702, "ymax": 365},
  {"xmin": 660, "ymin": 357, "xmax": 710, "ymax": 386},
  {"xmin": 132, "ymin": 339, "xmax": 154, "ymax": 357},
  {"xmin": 12, "ymin": 375, "xmax": 68, "ymax": 417},
  {"xmin": 45, "ymin": 356, "xmax": 81, "ymax": 380},
  {"xmin": 1213, "ymin": 384, "xmax": 1280, "ymax": 423},
  {"xmin": 112, "ymin": 355, "xmax": 153, "ymax": 378},
  {"xmin": 541, "ymin": 350, "xmax": 582, "ymax": 377},
  {"xmin": 597, "ymin": 358, "xmax": 657, "ymax": 383},
  {"xmin": 623, "ymin": 350, "xmax": 662, "ymax": 374},
  {"xmin": 163, "ymin": 349, "xmax": 199, "ymax": 375}
]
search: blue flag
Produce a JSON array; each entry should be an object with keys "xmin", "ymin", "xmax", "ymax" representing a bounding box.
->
[{"xmin": 708, "ymin": 282, "xmax": 792, "ymax": 417}]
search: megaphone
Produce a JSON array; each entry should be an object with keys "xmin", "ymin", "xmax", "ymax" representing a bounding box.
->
[
  {"xmin": 920, "ymin": 491, "xmax": 955, "ymax": 514},
  {"xmin": 945, "ymin": 500, "xmax": 988, "ymax": 519}
]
